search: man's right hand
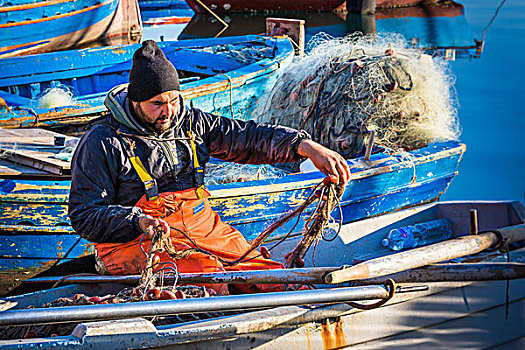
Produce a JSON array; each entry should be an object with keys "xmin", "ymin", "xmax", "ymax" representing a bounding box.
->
[
  {"xmin": 138, "ymin": 214, "xmax": 170, "ymax": 237},
  {"xmin": 297, "ymin": 139, "xmax": 351, "ymax": 186}
]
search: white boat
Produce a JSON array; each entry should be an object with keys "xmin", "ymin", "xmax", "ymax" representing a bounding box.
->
[{"xmin": 1, "ymin": 200, "xmax": 524, "ymax": 348}]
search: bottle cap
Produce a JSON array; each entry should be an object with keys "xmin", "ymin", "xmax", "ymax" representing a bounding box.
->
[{"xmin": 381, "ymin": 238, "xmax": 389, "ymax": 247}]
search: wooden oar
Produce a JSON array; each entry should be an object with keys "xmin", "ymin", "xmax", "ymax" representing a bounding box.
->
[
  {"xmin": 354, "ymin": 262, "xmax": 525, "ymax": 284},
  {"xmin": 325, "ymin": 224, "xmax": 525, "ymax": 284},
  {"xmin": 24, "ymin": 261, "xmax": 525, "ymax": 286}
]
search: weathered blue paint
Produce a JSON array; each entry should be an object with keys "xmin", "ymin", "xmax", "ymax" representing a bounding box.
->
[
  {"xmin": 0, "ymin": 35, "xmax": 295, "ymax": 131},
  {"xmin": 0, "ymin": 141, "xmax": 465, "ymax": 270},
  {"xmin": 0, "ymin": 0, "xmax": 122, "ymax": 57}
]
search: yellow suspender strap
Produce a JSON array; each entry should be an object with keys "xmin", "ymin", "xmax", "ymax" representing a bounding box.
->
[
  {"xmin": 187, "ymin": 129, "xmax": 205, "ymax": 199},
  {"xmin": 116, "ymin": 130, "xmax": 159, "ymax": 201},
  {"xmin": 129, "ymin": 156, "xmax": 159, "ymax": 201}
]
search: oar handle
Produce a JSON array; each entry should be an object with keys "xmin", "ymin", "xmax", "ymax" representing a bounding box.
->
[{"xmin": 325, "ymin": 224, "xmax": 525, "ymax": 284}]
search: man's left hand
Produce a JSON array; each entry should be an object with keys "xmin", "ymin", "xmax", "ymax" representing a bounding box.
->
[
  {"xmin": 297, "ymin": 139, "xmax": 351, "ymax": 186},
  {"xmin": 138, "ymin": 214, "xmax": 170, "ymax": 237}
]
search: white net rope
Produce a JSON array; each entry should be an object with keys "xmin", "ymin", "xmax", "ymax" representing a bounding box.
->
[
  {"xmin": 205, "ymin": 162, "xmax": 286, "ymax": 186},
  {"xmin": 254, "ymin": 33, "xmax": 461, "ymax": 156}
]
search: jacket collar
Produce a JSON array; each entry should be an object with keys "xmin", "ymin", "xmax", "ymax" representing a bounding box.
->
[{"xmin": 104, "ymin": 84, "xmax": 188, "ymax": 137}]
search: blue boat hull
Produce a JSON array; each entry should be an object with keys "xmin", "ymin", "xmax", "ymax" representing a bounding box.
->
[
  {"xmin": 0, "ymin": 35, "xmax": 294, "ymax": 134},
  {"xmin": 0, "ymin": 0, "xmax": 142, "ymax": 58},
  {"xmin": 0, "ymin": 141, "xmax": 465, "ymax": 271}
]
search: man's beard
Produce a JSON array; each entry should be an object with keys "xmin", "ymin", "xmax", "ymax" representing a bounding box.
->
[{"xmin": 135, "ymin": 104, "xmax": 172, "ymax": 134}]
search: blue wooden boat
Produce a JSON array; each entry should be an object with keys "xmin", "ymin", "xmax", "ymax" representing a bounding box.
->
[
  {"xmin": 141, "ymin": 9, "xmax": 194, "ymax": 26},
  {"xmin": 1, "ymin": 200, "xmax": 524, "ymax": 348},
  {"xmin": 0, "ymin": 140, "xmax": 465, "ymax": 272},
  {"xmin": 0, "ymin": 0, "xmax": 142, "ymax": 58},
  {"xmin": 0, "ymin": 35, "xmax": 295, "ymax": 134},
  {"xmin": 138, "ymin": 0, "xmax": 194, "ymax": 25}
]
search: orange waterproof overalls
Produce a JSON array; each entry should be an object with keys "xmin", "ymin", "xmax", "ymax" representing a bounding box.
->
[{"xmin": 94, "ymin": 129, "xmax": 284, "ymax": 295}]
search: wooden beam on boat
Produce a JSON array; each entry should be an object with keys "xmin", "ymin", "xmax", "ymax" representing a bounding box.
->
[
  {"xmin": 0, "ymin": 159, "xmax": 55, "ymax": 176},
  {"xmin": 325, "ymin": 224, "xmax": 525, "ymax": 284},
  {"xmin": 25, "ymin": 267, "xmax": 337, "ymax": 285},
  {"xmin": 24, "ymin": 262, "xmax": 525, "ymax": 286},
  {"xmin": 0, "ymin": 128, "xmax": 71, "ymax": 175}
]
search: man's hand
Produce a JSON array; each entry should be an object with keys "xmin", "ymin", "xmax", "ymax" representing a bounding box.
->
[
  {"xmin": 297, "ymin": 139, "xmax": 351, "ymax": 185},
  {"xmin": 138, "ymin": 214, "xmax": 170, "ymax": 237}
]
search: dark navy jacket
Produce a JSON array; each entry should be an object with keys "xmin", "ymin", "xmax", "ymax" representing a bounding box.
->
[{"xmin": 68, "ymin": 85, "xmax": 308, "ymax": 244}]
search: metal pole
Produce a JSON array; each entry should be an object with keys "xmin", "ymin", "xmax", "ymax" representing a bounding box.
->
[
  {"xmin": 25, "ymin": 261, "xmax": 525, "ymax": 286},
  {"xmin": 0, "ymin": 286, "xmax": 392, "ymax": 327},
  {"xmin": 24, "ymin": 267, "xmax": 337, "ymax": 285}
]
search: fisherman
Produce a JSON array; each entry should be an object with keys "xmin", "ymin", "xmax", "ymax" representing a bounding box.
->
[{"xmin": 68, "ymin": 40, "xmax": 350, "ymax": 295}]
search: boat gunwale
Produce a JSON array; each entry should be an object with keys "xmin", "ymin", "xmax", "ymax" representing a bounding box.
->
[
  {"xmin": 2, "ymin": 236, "xmax": 524, "ymax": 348},
  {"xmin": 0, "ymin": 141, "xmax": 465, "ymax": 203},
  {"xmin": 0, "ymin": 0, "xmax": 116, "ymax": 29},
  {"xmin": 0, "ymin": 0, "xmax": 76, "ymax": 13}
]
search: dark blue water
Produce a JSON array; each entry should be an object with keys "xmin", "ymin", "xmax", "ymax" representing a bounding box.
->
[
  {"xmin": 142, "ymin": 0, "xmax": 524, "ymax": 201},
  {"xmin": 441, "ymin": 0, "xmax": 525, "ymax": 201}
]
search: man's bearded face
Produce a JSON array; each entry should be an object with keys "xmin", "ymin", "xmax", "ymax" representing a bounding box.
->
[{"xmin": 133, "ymin": 90, "xmax": 180, "ymax": 134}]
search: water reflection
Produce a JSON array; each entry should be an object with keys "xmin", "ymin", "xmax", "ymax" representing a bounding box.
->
[
  {"xmin": 173, "ymin": 1, "xmax": 480, "ymax": 60},
  {"xmin": 178, "ymin": 12, "xmax": 347, "ymax": 42}
]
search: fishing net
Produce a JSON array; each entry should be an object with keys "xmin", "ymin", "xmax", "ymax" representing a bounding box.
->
[
  {"xmin": 32, "ymin": 84, "xmax": 76, "ymax": 109},
  {"xmin": 205, "ymin": 161, "xmax": 287, "ymax": 186},
  {"xmin": 254, "ymin": 33, "xmax": 460, "ymax": 156},
  {"xmin": 198, "ymin": 42, "xmax": 276, "ymax": 64}
]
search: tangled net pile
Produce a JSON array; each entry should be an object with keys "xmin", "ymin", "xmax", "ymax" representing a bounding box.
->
[{"xmin": 254, "ymin": 33, "xmax": 460, "ymax": 156}]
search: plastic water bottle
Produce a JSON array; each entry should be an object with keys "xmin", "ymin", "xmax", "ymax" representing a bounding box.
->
[{"xmin": 381, "ymin": 218, "xmax": 453, "ymax": 251}]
